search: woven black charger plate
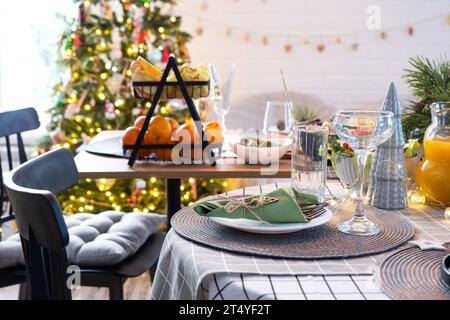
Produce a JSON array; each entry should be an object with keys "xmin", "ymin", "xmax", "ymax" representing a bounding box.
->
[
  {"xmin": 171, "ymin": 202, "xmax": 415, "ymax": 259},
  {"xmin": 377, "ymin": 244, "xmax": 450, "ymax": 300}
]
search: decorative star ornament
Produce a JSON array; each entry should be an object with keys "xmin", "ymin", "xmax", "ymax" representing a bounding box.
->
[{"xmin": 408, "ymin": 240, "xmax": 446, "ymax": 251}]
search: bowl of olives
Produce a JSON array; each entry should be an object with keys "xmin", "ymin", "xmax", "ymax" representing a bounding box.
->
[{"xmin": 231, "ymin": 137, "xmax": 291, "ymax": 164}]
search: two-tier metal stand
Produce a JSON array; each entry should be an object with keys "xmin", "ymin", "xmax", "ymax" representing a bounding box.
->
[{"xmin": 130, "ymin": 56, "xmax": 218, "ymax": 226}]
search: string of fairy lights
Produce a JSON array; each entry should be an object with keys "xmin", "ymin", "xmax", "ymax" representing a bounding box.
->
[
  {"xmin": 56, "ymin": 0, "xmax": 186, "ymax": 149},
  {"xmin": 49, "ymin": 0, "xmax": 227, "ymax": 215},
  {"xmin": 60, "ymin": 175, "xmax": 228, "ymax": 215}
]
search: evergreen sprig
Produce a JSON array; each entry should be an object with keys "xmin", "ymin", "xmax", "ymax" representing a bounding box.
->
[{"xmin": 402, "ymin": 56, "xmax": 450, "ymax": 141}]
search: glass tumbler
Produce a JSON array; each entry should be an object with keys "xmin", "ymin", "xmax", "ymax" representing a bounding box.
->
[
  {"xmin": 291, "ymin": 126, "xmax": 329, "ymax": 201},
  {"xmin": 263, "ymin": 101, "xmax": 295, "ymax": 137}
]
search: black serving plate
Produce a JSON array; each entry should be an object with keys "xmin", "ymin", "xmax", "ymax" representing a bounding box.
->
[{"xmin": 442, "ymin": 254, "xmax": 450, "ymax": 288}]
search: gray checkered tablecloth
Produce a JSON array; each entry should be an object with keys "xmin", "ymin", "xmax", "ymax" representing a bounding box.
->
[
  {"xmin": 203, "ymin": 274, "xmax": 389, "ymax": 300},
  {"xmin": 151, "ymin": 180, "xmax": 450, "ymax": 300}
]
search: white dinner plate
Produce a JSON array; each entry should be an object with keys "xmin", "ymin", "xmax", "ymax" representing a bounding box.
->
[{"xmin": 210, "ymin": 208, "xmax": 333, "ymax": 234}]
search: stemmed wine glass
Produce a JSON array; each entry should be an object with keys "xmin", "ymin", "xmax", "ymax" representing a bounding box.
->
[
  {"xmin": 210, "ymin": 63, "xmax": 236, "ymax": 134},
  {"xmin": 333, "ymin": 110, "xmax": 394, "ymax": 236}
]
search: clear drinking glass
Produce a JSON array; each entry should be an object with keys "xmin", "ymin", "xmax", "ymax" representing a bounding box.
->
[
  {"xmin": 291, "ymin": 126, "xmax": 329, "ymax": 201},
  {"xmin": 263, "ymin": 101, "xmax": 295, "ymax": 137},
  {"xmin": 333, "ymin": 110, "xmax": 394, "ymax": 236},
  {"xmin": 210, "ymin": 63, "xmax": 236, "ymax": 134}
]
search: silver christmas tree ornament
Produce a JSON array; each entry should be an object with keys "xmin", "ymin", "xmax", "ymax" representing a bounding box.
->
[{"xmin": 368, "ymin": 82, "xmax": 407, "ymax": 209}]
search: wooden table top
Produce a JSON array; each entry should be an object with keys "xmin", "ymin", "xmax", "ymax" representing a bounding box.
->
[{"xmin": 74, "ymin": 131, "xmax": 291, "ymax": 179}]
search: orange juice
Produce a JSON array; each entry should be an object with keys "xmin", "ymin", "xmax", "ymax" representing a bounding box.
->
[{"xmin": 415, "ymin": 136, "xmax": 450, "ymax": 205}]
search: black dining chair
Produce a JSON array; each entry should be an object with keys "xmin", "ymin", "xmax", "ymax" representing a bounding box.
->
[
  {"xmin": 0, "ymin": 107, "xmax": 40, "ymax": 297},
  {"xmin": 4, "ymin": 148, "xmax": 164, "ymax": 300},
  {"xmin": 0, "ymin": 107, "xmax": 40, "ymax": 224}
]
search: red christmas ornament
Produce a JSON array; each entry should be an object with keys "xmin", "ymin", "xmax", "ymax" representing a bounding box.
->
[
  {"xmin": 122, "ymin": 0, "xmax": 131, "ymax": 11},
  {"xmin": 73, "ymin": 34, "xmax": 81, "ymax": 49},
  {"xmin": 138, "ymin": 31, "xmax": 147, "ymax": 43},
  {"xmin": 162, "ymin": 47, "xmax": 169, "ymax": 63}
]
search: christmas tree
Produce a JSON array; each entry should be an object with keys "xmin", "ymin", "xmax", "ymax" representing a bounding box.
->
[{"xmin": 47, "ymin": 0, "xmax": 225, "ymax": 215}]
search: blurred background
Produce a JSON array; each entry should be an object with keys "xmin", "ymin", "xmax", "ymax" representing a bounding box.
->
[
  {"xmin": 0, "ymin": 0, "xmax": 448, "ymax": 218},
  {"xmin": 0, "ymin": 0, "xmax": 448, "ymax": 133}
]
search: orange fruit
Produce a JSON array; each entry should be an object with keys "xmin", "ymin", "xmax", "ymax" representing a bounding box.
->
[
  {"xmin": 203, "ymin": 121, "xmax": 221, "ymax": 131},
  {"xmin": 203, "ymin": 121, "xmax": 223, "ymax": 144},
  {"xmin": 121, "ymin": 126, "xmax": 150, "ymax": 157},
  {"xmin": 174, "ymin": 123, "xmax": 201, "ymax": 144},
  {"xmin": 163, "ymin": 140, "xmax": 177, "ymax": 161},
  {"xmin": 122, "ymin": 127, "xmax": 140, "ymax": 145},
  {"xmin": 204, "ymin": 128, "xmax": 224, "ymax": 144},
  {"xmin": 145, "ymin": 116, "xmax": 172, "ymax": 145},
  {"xmin": 134, "ymin": 116, "xmax": 147, "ymax": 129},
  {"xmin": 166, "ymin": 117, "xmax": 180, "ymax": 132}
]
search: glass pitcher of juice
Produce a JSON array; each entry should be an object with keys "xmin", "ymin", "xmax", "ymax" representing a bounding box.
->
[{"xmin": 415, "ymin": 102, "xmax": 450, "ymax": 205}]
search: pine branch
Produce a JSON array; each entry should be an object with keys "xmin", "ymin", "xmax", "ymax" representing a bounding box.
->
[{"xmin": 402, "ymin": 55, "xmax": 450, "ymax": 141}]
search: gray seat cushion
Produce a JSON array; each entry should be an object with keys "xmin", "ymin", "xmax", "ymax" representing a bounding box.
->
[{"xmin": 0, "ymin": 211, "xmax": 165, "ymax": 268}]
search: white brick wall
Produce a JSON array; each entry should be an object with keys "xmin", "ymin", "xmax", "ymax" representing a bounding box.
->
[{"xmin": 175, "ymin": 0, "xmax": 450, "ymax": 128}]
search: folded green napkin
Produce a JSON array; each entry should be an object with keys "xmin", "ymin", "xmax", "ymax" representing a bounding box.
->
[{"xmin": 193, "ymin": 187, "xmax": 318, "ymax": 223}]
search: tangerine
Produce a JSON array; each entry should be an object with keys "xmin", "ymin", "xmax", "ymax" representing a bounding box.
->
[
  {"xmin": 145, "ymin": 116, "xmax": 172, "ymax": 145},
  {"xmin": 203, "ymin": 121, "xmax": 221, "ymax": 131},
  {"xmin": 121, "ymin": 126, "xmax": 150, "ymax": 157},
  {"xmin": 166, "ymin": 117, "xmax": 180, "ymax": 132},
  {"xmin": 174, "ymin": 123, "xmax": 201, "ymax": 144},
  {"xmin": 204, "ymin": 128, "xmax": 224, "ymax": 144},
  {"xmin": 203, "ymin": 121, "xmax": 223, "ymax": 144},
  {"xmin": 134, "ymin": 116, "xmax": 147, "ymax": 129}
]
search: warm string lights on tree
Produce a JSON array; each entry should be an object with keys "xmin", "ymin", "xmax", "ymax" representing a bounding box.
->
[
  {"xmin": 42, "ymin": 0, "xmax": 225, "ymax": 215},
  {"xmin": 57, "ymin": 175, "xmax": 227, "ymax": 215}
]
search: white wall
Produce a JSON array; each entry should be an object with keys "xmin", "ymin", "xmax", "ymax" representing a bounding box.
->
[
  {"xmin": 0, "ymin": 0, "xmax": 76, "ymax": 138},
  {"xmin": 175, "ymin": 0, "xmax": 450, "ymax": 127}
]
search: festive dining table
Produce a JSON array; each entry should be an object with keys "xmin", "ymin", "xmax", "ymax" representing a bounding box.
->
[
  {"xmin": 74, "ymin": 130, "xmax": 293, "ymax": 226},
  {"xmin": 151, "ymin": 181, "xmax": 450, "ymax": 300},
  {"xmin": 74, "ymin": 130, "xmax": 450, "ymax": 300}
]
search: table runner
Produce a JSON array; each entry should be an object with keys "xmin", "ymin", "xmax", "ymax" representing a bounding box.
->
[{"xmin": 151, "ymin": 181, "xmax": 450, "ymax": 300}]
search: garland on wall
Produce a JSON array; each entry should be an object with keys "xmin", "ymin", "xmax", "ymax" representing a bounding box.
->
[{"xmin": 183, "ymin": 1, "xmax": 450, "ymax": 54}]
